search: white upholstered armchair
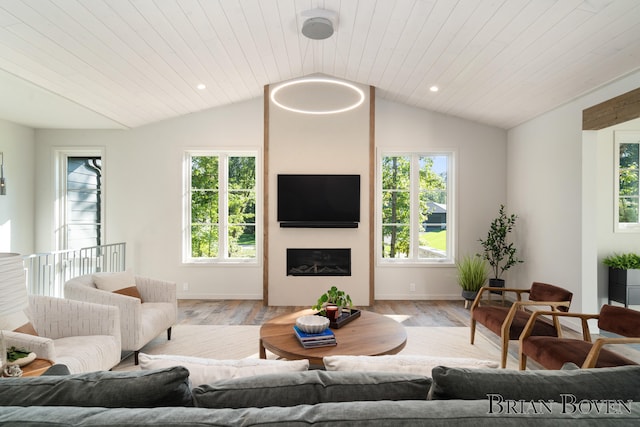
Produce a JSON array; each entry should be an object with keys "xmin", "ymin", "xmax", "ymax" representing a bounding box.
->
[
  {"xmin": 3, "ymin": 295, "xmax": 121, "ymax": 373},
  {"xmin": 64, "ymin": 272, "xmax": 177, "ymax": 365}
]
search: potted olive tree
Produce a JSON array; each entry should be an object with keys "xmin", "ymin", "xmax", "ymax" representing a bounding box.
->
[
  {"xmin": 478, "ymin": 204, "xmax": 523, "ymax": 288},
  {"xmin": 603, "ymin": 253, "xmax": 640, "ymax": 306},
  {"xmin": 456, "ymin": 254, "xmax": 488, "ymax": 306}
]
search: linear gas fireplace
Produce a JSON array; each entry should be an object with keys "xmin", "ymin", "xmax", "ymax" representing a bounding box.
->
[{"xmin": 287, "ymin": 248, "xmax": 351, "ymax": 277}]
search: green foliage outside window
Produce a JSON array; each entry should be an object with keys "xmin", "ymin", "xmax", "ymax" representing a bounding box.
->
[
  {"xmin": 619, "ymin": 143, "xmax": 639, "ymax": 224},
  {"xmin": 227, "ymin": 156, "xmax": 256, "ymax": 258},
  {"xmin": 381, "ymin": 154, "xmax": 448, "ymax": 260},
  {"xmin": 190, "ymin": 154, "xmax": 256, "ymax": 260}
]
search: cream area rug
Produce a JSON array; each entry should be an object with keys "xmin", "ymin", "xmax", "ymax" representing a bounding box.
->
[{"xmin": 114, "ymin": 325, "xmax": 518, "ymax": 371}]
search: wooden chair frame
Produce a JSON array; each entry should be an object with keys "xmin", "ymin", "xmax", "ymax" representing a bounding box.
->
[
  {"xmin": 519, "ymin": 310, "xmax": 640, "ymax": 370},
  {"xmin": 470, "ymin": 286, "xmax": 571, "ymax": 368}
]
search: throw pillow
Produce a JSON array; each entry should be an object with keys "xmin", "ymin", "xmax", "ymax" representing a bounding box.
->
[
  {"xmin": 0, "ymin": 366, "xmax": 192, "ymax": 407},
  {"xmin": 428, "ymin": 365, "xmax": 640, "ymax": 401},
  {"xmin": 192, "ymin": 370, "xmax": 432, "ymax": 408},
  {"xmin": 138, "ymin": 353, "xmax": 309, "ymax": 386},
  {"xmin": 324, "ymin": 355, "xmax": 498, "ymax": 376},
  {"xmin": 13, "ymin": 322, "xmax": 38, "ymax": 336},
  {"xmin": 93, "ymin": 271, "xmax": 143, "ymax": 301}
]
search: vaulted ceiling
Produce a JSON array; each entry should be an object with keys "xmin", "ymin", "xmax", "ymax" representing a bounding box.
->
[{"xmin": 0, "ymin": 0, "xmax": 639, "ymax": 130}]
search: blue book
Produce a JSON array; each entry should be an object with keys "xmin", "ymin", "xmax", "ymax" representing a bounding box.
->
[{"xmin": 293, "ymin": 325, "xmax": 335, "ymax": 342}]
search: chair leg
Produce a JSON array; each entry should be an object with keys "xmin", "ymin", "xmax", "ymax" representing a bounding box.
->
[
  {"xmin": 501, "ymin": 334, "xmax": 509, "ymax": 368},
  {"xmin": 134, "ymin": 350, "xmax": 140, "ymax": 366},
  {"xmin": 470, "ymin": 319, "xmax": 476, "ymax": 345},
  {"xmin": 167, "ymin": 326, "xmax": 172, "ymax": 341},
  {"xmin": 519, "ymin": 351, "xmax": 527, "ymax": 370}
]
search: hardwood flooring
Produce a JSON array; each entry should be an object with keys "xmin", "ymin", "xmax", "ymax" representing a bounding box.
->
[
  {"xmin": 177, "ymin": 299, "xmax": 505, "ymax": 356},
  {"xmin": 177, "ymin": 299, "xmax": 473, "ymax": 327}
]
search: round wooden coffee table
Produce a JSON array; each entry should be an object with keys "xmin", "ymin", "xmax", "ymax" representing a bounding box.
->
[{"xmin": 259, "ymin": 309, "xmax": 407, "ymax": 366}]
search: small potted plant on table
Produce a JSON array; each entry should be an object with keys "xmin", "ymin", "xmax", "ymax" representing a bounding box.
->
[{"xmin": 312, "ymin": 286, "xmax": 355, "ymax": 325}]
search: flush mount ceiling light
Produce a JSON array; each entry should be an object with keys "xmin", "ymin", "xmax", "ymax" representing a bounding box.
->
[
  {"xmin": 270, "ymin": 78, "xmax": 365, "ymax": 115},
  {"xmin": 302, "ymin": 17, "xmax": 333, "ymax": 40},
  {"xmin": 301, "ymin": 9, "xmax": 337, "ymax": 40}
]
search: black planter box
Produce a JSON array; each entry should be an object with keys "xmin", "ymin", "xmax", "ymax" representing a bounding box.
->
[{"xmin": 608, "ymin": 268, "xmax": 640, "ymax": 307}]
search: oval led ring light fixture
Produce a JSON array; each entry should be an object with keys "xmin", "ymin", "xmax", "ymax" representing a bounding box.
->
[{"xmin": 270, "ymin": 78, "xmax": 365, "ymax": 115}]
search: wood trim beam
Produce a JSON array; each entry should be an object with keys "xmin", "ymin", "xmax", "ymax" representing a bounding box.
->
[
  {"xmin": 583, "ymin": 87, "xmax": 640, "ymax": 130},
  {"xmin": 369, "ymin": 86, "xmax": 375, "ymax": 306},
  {"xmin": 263, "ymin": 84, "xmax": 270, "ymax": 306}
]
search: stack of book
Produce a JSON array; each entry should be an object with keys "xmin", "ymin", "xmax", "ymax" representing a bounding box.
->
[{"xmin": 293, "ymin": 325, "xmax": 337, "ymax": 348}]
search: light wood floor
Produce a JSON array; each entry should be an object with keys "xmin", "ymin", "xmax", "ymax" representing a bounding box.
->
[
  {"xmin": 177, "ymin": 299, "xmax": 474, "ymax": 327},
  {"xmin": 177, "ymin": 299, "xmax": 513, "ymax": 359}
]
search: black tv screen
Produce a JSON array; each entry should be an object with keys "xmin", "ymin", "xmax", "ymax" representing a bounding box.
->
[{"xmin": 277, "ymin": 174, "xmax": 360, "ymax": 227}]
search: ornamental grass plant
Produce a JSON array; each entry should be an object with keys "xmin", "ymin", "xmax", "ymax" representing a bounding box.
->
[{"xmin": 456, "ymin": 255, "xmax": 489, "ymax": 292}]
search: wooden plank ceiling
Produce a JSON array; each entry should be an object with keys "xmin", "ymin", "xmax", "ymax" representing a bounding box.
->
[{"xmin": 0, "ymin": 0, "xmax": 639, "ymax": 129}]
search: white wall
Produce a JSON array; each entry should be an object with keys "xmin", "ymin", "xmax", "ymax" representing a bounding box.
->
[
  {"xmin": 508, "ymin": 70, "xmax": 640, "ymax": 317},
  {"xmin": 32, "ymin": 91, "xmax": 510, "ymax": 303},
  {"xmin": 267, "ymin": 82, "xmax": 370, "ymax": 306},
  {"xmin": 0, "ymin": 119, "xmax": 35, "ymax": 255},
  {"xmin": 35, "ymin": 98, "xmax": 264, "ymax": 299},
  {"xmin": 375, "ymin": 99, "xmax": 508, "ymax": 299}
]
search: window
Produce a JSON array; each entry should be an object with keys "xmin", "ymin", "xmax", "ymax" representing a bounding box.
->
[
  {"xmin": 615, "ymin": 132, "xmax": 640, "ymax": 232},
  {"xmin": 184, "ymin": 151, "xmax": 259, "ymax": 263},
  {"xmin": 55, "ymin": 150, "xmax": 104, "ymax": 251},
  {"xmin": 379, "ymin": 152, "xmax": 453, "ymax": 263}
]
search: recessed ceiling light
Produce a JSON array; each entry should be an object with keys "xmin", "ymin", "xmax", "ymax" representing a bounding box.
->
[
  {"xmin": 197, "ymin": 83, "xmax": 206, "ymax": 90},
  {"xmin": 430, "ymin": 86, "xmax": 439, "ymax": 92}
]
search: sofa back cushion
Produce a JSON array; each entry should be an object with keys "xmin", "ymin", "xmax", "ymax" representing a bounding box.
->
[
  {"xmin": 139, "ymin": 353, "xmax": 309, "ymax": 386},
  {"xmin": 192, "ymin": 370, "xmax": 431, "ymax": 409},
  {"xmin": 0, "ymin": 366, "xmax": 192, "ymax": 407},
  {"xmin": 429, "ymin": 365, "xmax": 640, "ymax": 401},
  {"xmin": 323, "ymin": 355, "xmax": 497, "ymax": 375}
]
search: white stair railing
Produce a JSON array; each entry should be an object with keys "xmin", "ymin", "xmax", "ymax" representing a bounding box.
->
[{"xmin": 23, "ymin": 243, "xmax": 126, "ymax": 297}]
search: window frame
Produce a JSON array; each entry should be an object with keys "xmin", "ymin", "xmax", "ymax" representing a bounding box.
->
[
  {"xmin": 182, "ymin": 149, "xmax": 261, "ymax": 265},
  {"xmin": 54, "ymin": 148, "xmax": 106, "ymax": 251},
  {"xmin": 614, "ymin": 131, "xmax": 640, "ymax": 233},
  {"xmin": 377, "ymin": 150, "xmax": 455, "ymax": 266}
]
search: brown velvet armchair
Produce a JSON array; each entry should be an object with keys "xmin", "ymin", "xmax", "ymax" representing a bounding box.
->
[
  {"xmin": 519, "ymin": 304, "xmax": 640, "ymax": 370},
  {"xmin": 470, "ymin": 282, "xmax": 573, "ymax": 368}
]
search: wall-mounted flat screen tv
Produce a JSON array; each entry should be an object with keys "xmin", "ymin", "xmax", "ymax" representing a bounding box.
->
[{"xmin": 277, "ymin": 174, "xmax": 360, "ymax": 228}]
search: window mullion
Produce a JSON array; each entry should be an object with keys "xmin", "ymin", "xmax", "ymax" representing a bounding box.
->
[
  {"xmin": 410, "ymin": 155, "xmax": 419, "ymax": 259},
  {"xmin": 185, "ymin": 153, "xmax": 193, "ymax": 260},
  {"xmin": 220, "ymin": 154, "xmax": 228, "ymax": 260}
]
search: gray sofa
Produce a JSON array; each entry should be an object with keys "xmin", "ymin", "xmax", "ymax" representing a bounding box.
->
[{"xmin": 1, "ymin": 365, "xmax": 640, "ymax": 425}]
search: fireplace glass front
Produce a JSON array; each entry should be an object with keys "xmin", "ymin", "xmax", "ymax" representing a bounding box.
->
[{"xmin": 286, "ymin": 248, "xmax": 351, "ymax": 276}]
